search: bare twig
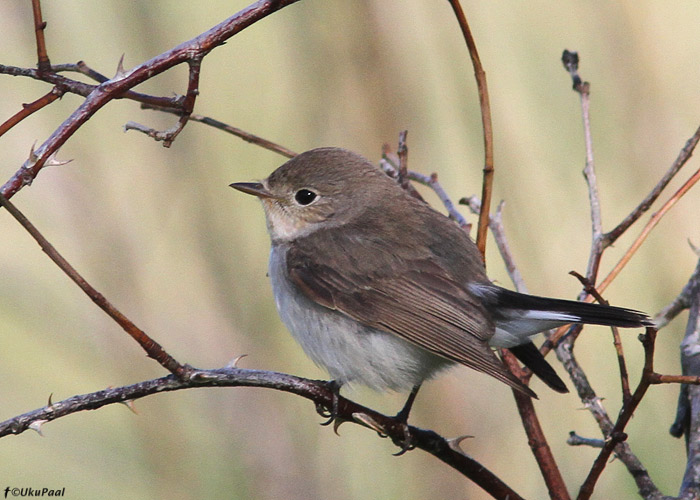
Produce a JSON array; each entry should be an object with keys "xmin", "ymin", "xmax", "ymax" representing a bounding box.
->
[
  {"xmin": 605, "ymin": 125, "xmax": 700, "ymax": 246},
  {"xmin": 396, "ymin": 130, "xmax": 410, "ymax": 190},
  {"xmin": 406, "ymin": 171, "xmax": 469, "ymax": 228},
  {"xmin": 0, "ymin": 87, "xmax": 63, "ymax": 138},
  {"xmin": 1, "ymin": 0, "xmax": 303, "ymax": 200},
  {"xmin": 597, "ymin": 164, "xmax": 700, "ymax": 294},
  {"xmin": 567, "ymin": 432, "xmax": 604, "ymax": 449},
  {"xmin": 31, "ymin": 0, "xmax": 50, "ymax": 74},
  {"xmin": 125, "ymin": 56, "xmax": 203, "ymax": 147},
  {"xmin": 0, "ymin": 193, "xmax": 188, "ymax": 378},
  {"xmin": 0, "ymin": 367, "xmax": 525, "ymax": 500},
  {"xmin": 570, "ymin": 271, "xmax": 631, "ymax": 402},
  {"xmin": 501, "ymin": 351, "xmax": 571, "ymax": 500},
  {"xmin": 650, "ymin": 374, "xmax": 700, "ymax": 385},
  {"xmin": 562, "ymin": 51, "xmax": 602, "ymax": 281},
  {"xmin": 461, "ymin": 196, "xmax": 527, "ymax": 292},
  {"xmin": 140, "ymin": 104, "xmax": 298, "ymax": 158},
  {"xmin": 655, "ymin": 251, "xmax": 700, "ymax": 328},
  {"xmin": 577, "ymin": 328, "xmax": 659, "ymax": 500},
  {"xmin": 0, "ymin": 64, "xmax": 183, "ymax": 109},
  {"xmin": 447, "ymin": 0, "xmax": 493, "ymax": 261},
  {"xmin": 379, "ymin": 141, "xmax": 425, "ymax": 202}
]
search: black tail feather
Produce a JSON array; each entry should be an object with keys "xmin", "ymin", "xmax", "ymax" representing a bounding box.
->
[
  {"xmin": 509, "ymin": 342, "xmax": 569, "ymax": 394},
  {"xmin": 485, "ymin": 286, "xmax": 654, "ymax": 329}
]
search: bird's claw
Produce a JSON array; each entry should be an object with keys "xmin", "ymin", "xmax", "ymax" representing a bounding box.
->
[{"xmin": 316, "ymin": 380, "xmax": 341, "ymax": 426}]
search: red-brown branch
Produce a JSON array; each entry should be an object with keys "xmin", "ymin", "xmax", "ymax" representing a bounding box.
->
[
  {"xmin": 447, "ymin": 0, "xmax": 494, "ymax": 262},
  {"xmin": 0, "ymin": 87, "xmax": 63, "ymax": 139},
  {"xmin": 577, "ymin": 328, "xmax": 657, "ymax": 500},
  {"xmin": 1, "ymin": 0, "xmax": 302, "ymax": 200},
  {"xmin": 0, "ymin": 193, "xmax": 188, "ymax": 378},
  {"xmin": 31, "ymin": 0, "xmax": 51, "ymax": 74}
]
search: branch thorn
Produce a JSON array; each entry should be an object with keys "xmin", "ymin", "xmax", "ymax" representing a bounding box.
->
[
  {"xmin": 114, "ymin": 54, "xmax": 127, "ymax": 80},
  {"xmin": 28, "ymin": 419, "xmax": 47, "ymax": 436},
  {"xmin": 120, "ymin": 399, "xmax": 139, "ymax": 415},
  {"xmin": 226, "ymin": 354, "xmax": 248, "ymax": 368},
  {"xmin": 352, "ymin": 412, "xmax": 386, "ymax": 436},
  {"xmin": 447, "ymin": 434, "xmax": 474, "ymax": 455}
]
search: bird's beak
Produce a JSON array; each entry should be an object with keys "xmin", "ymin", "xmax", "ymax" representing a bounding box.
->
[{"xmin": 229, "ymin": 182, "xmax": 275, "ymax": 199}]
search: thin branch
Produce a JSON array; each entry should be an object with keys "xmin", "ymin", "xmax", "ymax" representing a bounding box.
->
[
  {"xmin": 577, "ymin": 328, "xmax": 659, "ymax": 500},
  {"xmin": 461, "ymin": 190, "xmax": 568, "ymax": 498},
  {"xmin": 396, "ymin": 130, "xmax": 410, "ymax": 190},
  {"xmin": 650, "ymin": 374, "xmax": 700, "ymax": 385},
  {"xmin": 407, "ymin": 171, "xmax": 469, "ymax": 228},
  {"xmin": 570, "ymin": 271, "xmax": 631, "ymax": 403},
  {"xmin": 31, "ymin": 0, "xmax": 51, "ymax": 74},
  {"xmin": 501, "ymin": 352, "xmax": 571, "ymax": 500},
  {"xmin": 125, "ymin": 57, "xmax": 203, "ymax": 147},
  {"xmin": 141, "ymin": 104, "xmax": 297, "ymax": 157},
  {"xmin": 604, "ymin": 125, "xmax": 700, "ymax": 246},
  {"xmin": 0, "ymin": 193, "xmax": 188, "ymax": 378},
  {"xmin": 0, "ymin": 367, "xmax": 525, "ymax": 500},
  {"xmin": 379, "ymin": 141, "xmax": 426, "ymax": 202},
  {"xmin": 447, "ymin": 0, "xmax": 493, "ymax": 261},
  {"xmin": 655, "ymin": 245, "xmax": 700, "ymax": 329},
  {"xmin": 597, "ymin": 164, "xmax": 700, "ymax": 294},
  {"xmin": 567, "ymin": 432, "xmax": 604, "ymax": 449},
  {"xmin": 461, "ymin": 196, "xmax": 527, "ymax": 292},
  {"xmin": 0, "ymin": 63, "xmax": 184, "ymax": 109},
  {"xmin": 0, "ymin": 87, "xmax": 63, "ymax": 138},
  {"xmin": 1, "ymin": 0, "xmax": 302, "ymax": 200}
]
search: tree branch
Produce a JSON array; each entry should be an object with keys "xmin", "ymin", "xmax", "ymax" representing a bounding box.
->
[
  {"xmin": 0, "ymin": 193, "xmax": 188, "ymax": 378},
  {"xmin": 0, "ymin": 367, "xmax": 525, "ymax": 500},
  {"xmin": 0, "ymin": 0, "xmax": 302, "ymax": 200},
  {"xmin": 447, "ymin": 0, "xmax": 493, "ymax": 261}
]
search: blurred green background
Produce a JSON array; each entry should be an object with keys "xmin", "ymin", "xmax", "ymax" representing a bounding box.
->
[{"xmin": 1, "ymin": 1, "xmax": 699, "ymax": 499}]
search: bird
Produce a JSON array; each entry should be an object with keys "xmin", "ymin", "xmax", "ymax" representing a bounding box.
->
[{"xmin": 231, "ymin": 147, "xmax": 653, "ymax": 420}]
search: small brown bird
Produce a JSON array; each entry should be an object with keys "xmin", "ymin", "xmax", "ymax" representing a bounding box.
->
[{"xmin": 232, "ymin": 147, "xmax": 652, "ymax": 417}]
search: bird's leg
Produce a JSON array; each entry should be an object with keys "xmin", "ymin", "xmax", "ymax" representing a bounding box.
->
[
  {"xmin": 395, "ymin": 384, "xmax": 421, "ymax": 423},
  {"xmin": 316, "ymin": 379, "xmax": 342, "ymax": 426},
  {"xmin": 392, "ymin": 384, "xmax": 421, "ymax": 455}
]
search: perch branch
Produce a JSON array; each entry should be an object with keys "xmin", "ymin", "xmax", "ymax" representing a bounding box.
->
[{"xmin": 0, "ymin": 368, "xmax": 525, "ymax": 500}]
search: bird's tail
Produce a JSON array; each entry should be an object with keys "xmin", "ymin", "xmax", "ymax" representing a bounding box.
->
[{"xmin": 469, "ymin": 283, "xmax": 654, "ymax": 393}]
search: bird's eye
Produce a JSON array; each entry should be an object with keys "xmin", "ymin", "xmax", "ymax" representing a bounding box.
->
[{"xmin": 294, "ymin": 189, "xmax": 317, "ymax": 206}]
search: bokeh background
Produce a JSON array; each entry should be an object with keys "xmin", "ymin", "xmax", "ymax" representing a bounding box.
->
[{"xmin": 1, "ymin": 1, "xmax": 699, "ymax": 499}]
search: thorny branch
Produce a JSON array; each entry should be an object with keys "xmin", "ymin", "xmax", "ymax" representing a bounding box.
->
[
  {"xmin": 124, "ymin": 56, "xmax": 203, "ymax": 147},
  {"xmin": 0, "ymin": 193, "xmax": 188, "ymax": 378},
  {"xmin": 0, "ymin": 63, "xmax": 184, "ymax": 109},
  {"xmin": 0, "ymin": 368, "xmax": 525, "ymax": 500},
  {"xmin": 0, "ymin": 0, "xmax": 303, "ymax": 200}
]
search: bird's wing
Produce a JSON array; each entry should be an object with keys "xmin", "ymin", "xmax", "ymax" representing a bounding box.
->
[{"xmin": 285, "ymin": 233, "xmax": 533, "ymax": 396}]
